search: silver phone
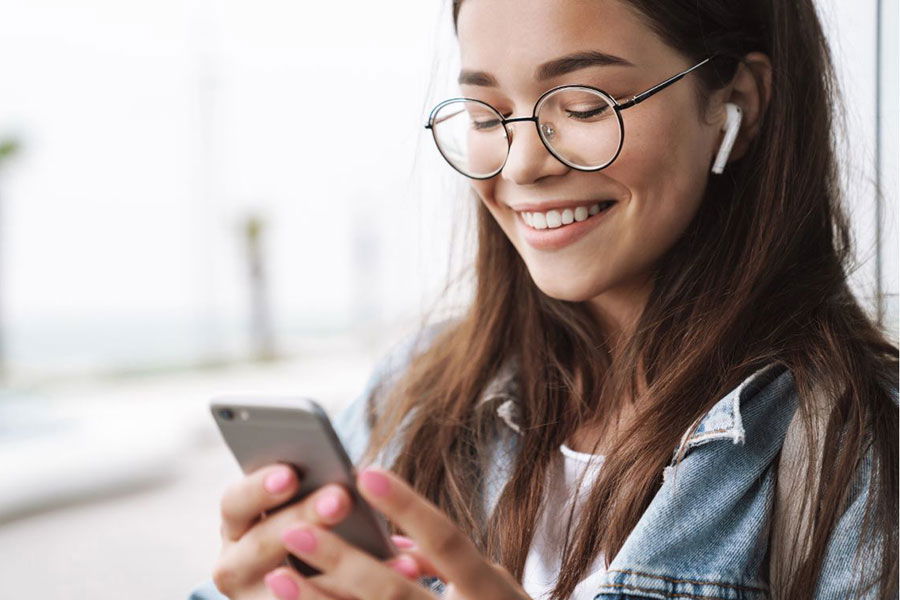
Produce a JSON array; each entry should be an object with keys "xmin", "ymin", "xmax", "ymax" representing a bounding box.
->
[{"xmin": 209, "ymin": 394, "xmax": 398, "ymax": 577}]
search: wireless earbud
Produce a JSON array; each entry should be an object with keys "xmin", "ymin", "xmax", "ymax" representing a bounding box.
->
[{"xmin": 711, "ymin": 102, "xmax": 742, "ymax": 174}]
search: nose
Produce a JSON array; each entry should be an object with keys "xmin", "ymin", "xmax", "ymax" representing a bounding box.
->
[{"xmin": 501, "ymin": 118, "xmax": 569, "ymax": 184}]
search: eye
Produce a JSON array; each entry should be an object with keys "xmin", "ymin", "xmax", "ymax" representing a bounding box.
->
[
  {"xmin": 471, "ymin": 117, "xmax": 503, "ymax": 131},
  {"xmin": 565, "ymin": 104, "xmax": 611, "ymax": 120},
  {"xmin": 465, "ymin": 105, "xmax": 506, "ymax": 131}
]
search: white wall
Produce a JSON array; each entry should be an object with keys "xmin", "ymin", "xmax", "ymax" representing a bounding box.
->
[
  {"xmin": 0, "ymin": 0, "xmax": 458, "ymax": 377},
  {"xmin": 817, "ymin": 0, "xmax": 898, "ymax": 339},
  {"xmin": 0, "ymin": 1, "xmax": 894, "ymax": 379},
  {"xmin": 877, "ymin": 0, "xmax": 899, "ymax": 339}
]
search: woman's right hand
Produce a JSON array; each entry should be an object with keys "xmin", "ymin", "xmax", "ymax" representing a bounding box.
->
[{"xmin": 210, "ymin": 463, "xmax": 418, "ymax": 599}]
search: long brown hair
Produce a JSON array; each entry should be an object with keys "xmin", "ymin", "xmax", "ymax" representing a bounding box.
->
[{"xmin": 363, "ymin": 1, "xmax": 899, "ymax": 598}]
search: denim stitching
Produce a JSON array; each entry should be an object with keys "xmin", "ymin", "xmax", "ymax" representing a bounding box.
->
[
  {"xmin": 683, "ymin": 428, "xmax": 741, "ymax": 450},
  {"xmin": 676, "ymin": 363, "xmax": 786, "ymax": 455},
  {"xmin": 606, "ymin": 569, "xmax": 767, "ymax": 592},
  {"xmin": 598, "ymin": 582, "xmax": 745, "ymax": 600},
  {"xmin": 689, "ymin": 428, "xmax": 733, "ymax": 438}
]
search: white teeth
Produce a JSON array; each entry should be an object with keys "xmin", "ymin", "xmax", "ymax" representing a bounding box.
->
[
  {"xmin": 521, "ymin": 201, "xmax": 614, "ymax": 230},
  {"xmin": 546, "ymin": 210, "xmax": 562, "ymax": 228}
]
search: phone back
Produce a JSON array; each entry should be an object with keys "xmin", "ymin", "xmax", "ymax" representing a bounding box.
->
[{"xmin": 210, "ymin": 394, "xmax": 396, "ymax": 576}]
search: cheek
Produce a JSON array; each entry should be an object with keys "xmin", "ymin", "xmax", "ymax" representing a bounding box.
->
[
  {"xmin": 470, "ymin": 179, "xmax": 518, "ymax": 236},
  {"xmin": 471, "ymin": 179, "xmax": 497, "ymax": 206},
  {"xmin": 615, "ymin": 105, "xmax": 711, "ymax": 226},
  {"xmin": 589, "ymin": 107, "xmax": 711, "ymax": 280},
  {"xmin": 618, "ymin": 104, "xmax": 711, "ymax": 188},
  {"xmin": 469, "ymin": 180, "xmax": 519, "ymax": 243}
]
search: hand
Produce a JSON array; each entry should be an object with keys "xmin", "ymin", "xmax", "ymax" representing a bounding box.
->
[
  {"xmin": 263, "ymin": 467, "xmax": 533, "ymax": 600},
  {"xmin": 211, "ymin": 464, "xmax": 420, "ymax": 600}
]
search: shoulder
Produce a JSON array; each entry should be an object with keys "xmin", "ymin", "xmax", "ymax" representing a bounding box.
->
[
  {"xmin": 367, "ymin": 318, "xmax": 458, "ymax": 406},
  {"xmin": 669, "ymin": 362, "xmax": 794, "ymax": 462},
  {"xmin": 770, "ymin": 364, "xmax": 897, "ymax": 597}
]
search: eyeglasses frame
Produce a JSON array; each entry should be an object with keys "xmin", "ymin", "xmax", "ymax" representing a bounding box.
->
[{"xmin": 424, "ymin": 56, "xmax": 713, "ymax": 180}]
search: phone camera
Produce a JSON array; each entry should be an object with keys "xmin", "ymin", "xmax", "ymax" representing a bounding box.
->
[{"xmin": 218, "ymin": 407, "xmax": 235, "ymax": 421}]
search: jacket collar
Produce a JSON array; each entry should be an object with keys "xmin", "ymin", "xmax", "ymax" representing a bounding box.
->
[{"xmin": 477, "ymin": 357, "xmax": 785, "ymax": 449}]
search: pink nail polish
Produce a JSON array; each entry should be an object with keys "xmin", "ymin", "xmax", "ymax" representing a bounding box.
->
[
  {"xmin": 264, "ymin": 572, "xmax": 299, "ymax": 600},
  {"xmin": 265, "ymin": 469, "xmax": 292, "ymax": 494},
  {"xmin": 390, "ymin": 555, "xmax": 420, "ymax": 579},
  {"xmin": 315, "ymin": 493, "xmax": 342, "ymax": 518},
  {"xmin": 283, "ymin": 527, "xmax": 317, "ymax": 554},
  {"xmin": 359, "ymin": 469, "xmax": 390, "ymax": 497},
  {"xmin": 391, "ymin": 535, "xmax": 415, "ymax": 549}
]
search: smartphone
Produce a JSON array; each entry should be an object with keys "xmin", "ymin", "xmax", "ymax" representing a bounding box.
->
[{"xmin": 209, "ymin": 394, "xmax": 398, "ymax": 577}]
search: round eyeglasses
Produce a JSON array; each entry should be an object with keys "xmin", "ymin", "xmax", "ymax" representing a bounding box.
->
[{"xmin": 425, "ymin": 57, "xmax": 712, "ymax": 180}]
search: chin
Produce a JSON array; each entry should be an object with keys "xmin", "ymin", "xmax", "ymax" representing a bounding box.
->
[{"xmin": 528, "ymin": 269, "xmax": 608, "ymax": 303}]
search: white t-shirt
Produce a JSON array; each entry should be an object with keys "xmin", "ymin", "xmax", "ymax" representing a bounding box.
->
[{"xmin": 521, "ymin": 443, "xmax": 607, "ymax": 600}]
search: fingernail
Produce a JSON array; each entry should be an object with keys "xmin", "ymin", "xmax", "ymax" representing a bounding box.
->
[
  {"xmin": 391, "ymin": 534, "xmax": 415, "ymax": 549},
  {"xmin": 390, "ymin": 555, "xmax": 420, "ymax": 579},
  {"xmin": 282, "ymin": 527, "xmax": 317, "ymax": 554},
  {"xmin": 264, "ymin": 571, "xmax": 299, "ymax": 600},
  {"xmin": 359, "ymin": 468, "xmax": 390, "ymax": 497},
  {"xmin": 315, "ymin": 491, "xmax": 343, "ymax": 519},
  {"xmin": 265, "ymin": 468, "xmax": 292, "ymax": 494}
]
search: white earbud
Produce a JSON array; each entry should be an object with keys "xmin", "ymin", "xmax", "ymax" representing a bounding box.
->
[{"xmin": 711, "ymin": 102, "xmax": 742, "ymax": 174}]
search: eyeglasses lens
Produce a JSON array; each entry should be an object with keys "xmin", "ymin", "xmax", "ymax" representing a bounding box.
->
[
  {"xmin": 535, "ymin": 88, "xmax": 620, "ymax": 170},
  {"xmin": 429, "ymin": 88, "xmax": 621, "ymax": 178}
]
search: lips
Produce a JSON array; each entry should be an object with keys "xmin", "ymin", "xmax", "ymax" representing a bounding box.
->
[{"xmin": 516, "ymin": 199, "xmax": 617, "ymax": 251}]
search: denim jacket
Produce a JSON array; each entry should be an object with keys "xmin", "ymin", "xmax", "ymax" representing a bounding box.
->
[{"xmin": 189, "ymin": 324, "xmax": 896, "ymax": 600}]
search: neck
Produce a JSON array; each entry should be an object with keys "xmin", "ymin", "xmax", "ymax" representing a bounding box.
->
[{"xmin": 585, "ymin": 273, "xmax": 654, "ymax": 349}]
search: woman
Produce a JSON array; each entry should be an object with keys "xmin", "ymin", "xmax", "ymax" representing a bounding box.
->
[{"xmin": 191, "ymin": 0, "xmax": 898, "ymax": 598}]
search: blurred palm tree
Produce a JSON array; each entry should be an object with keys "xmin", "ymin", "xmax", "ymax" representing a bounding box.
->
[
  {"xmin": 242, "ymin": 212, "xmax": 277, "ymax": 362},
  {"xmin": 0, "ymin": 136, "xmax": 21, "ymax": 379},
  {"xmin": 0, "ymin": 139, "xmax": 18, "ymax": 162}
]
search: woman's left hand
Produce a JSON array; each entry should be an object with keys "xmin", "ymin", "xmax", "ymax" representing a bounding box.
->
[{"xmin": 262, "ymin": 467, "xmax": 532, "ymax": 600}]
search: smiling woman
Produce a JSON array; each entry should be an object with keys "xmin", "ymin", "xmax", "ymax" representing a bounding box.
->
[
  {"xmin": 189, "ymin": 1, "xmax": 898, "ymax": 599},
  {"xmin": 364, "ymin": 0, "xmax": 896, "ymax": 598}
]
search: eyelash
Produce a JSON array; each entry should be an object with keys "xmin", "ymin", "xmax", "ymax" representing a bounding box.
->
[
  {"xmin": 565, "ymin": 105, "xmax": 611, "ymax": 119},
  {"xmin": 489, "ymin": 92, "xmax": 627, "ymax": 116}
]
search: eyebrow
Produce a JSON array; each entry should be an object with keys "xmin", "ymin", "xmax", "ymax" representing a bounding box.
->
[{"xmin": 458, "ymin": 50, "xmax": 634, "ymax": 87}]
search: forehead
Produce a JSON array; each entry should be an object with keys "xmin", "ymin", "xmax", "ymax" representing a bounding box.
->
[{"xmin": 456, "ymin": 0, "xmax": 667, "ymax": 85}]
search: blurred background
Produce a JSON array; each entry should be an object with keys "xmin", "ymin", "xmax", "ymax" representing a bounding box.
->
[{"xmin": 0, "ymin": 1, "xmax": 895, "ymax": 598}]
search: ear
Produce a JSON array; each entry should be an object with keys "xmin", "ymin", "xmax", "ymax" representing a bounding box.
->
[{"xmin": 713, "ymin": 52, "xmax": 773, "ymax": 163}]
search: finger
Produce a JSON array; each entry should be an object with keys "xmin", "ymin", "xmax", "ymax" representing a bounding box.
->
[
  {"xmin": 222, "ymin": 483, "xmax": 354, "ymax": 585},
  {"xmin": 398, "ymin": 549, "xmax": 444, "ymax": 581},
  {"xmin": 357, "ymin": 468, "xmax": 503, "ymax": 597},
  {"xmin": 386, "ymin": 553, "xmax": 424, "ymax": 580},
  {"xmin": 264, "ymin": 567, "xmax": 332, "ymax": 600},
  {"xmin": 280, "ymin": 523, "xmax": 434, "ymax": 600},
  {"xmin": 220, "ymin": 463, "xmax": 301, "ymax": 541},
  {"xmin": 263, "ymin": 566, "xmax": 368, "ymax": 600},
  {"xmin": 390, "ymin": 536, "xmax": 445, "ymax": 581},
  {"xmin": 212, "ymin": 561, "xmax": 283, "ymax": 600}
]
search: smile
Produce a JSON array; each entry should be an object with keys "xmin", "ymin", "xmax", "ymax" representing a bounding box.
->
[
  {"xmin": 519, "ymin": 200, "xmax": 617, "ymax": 230},
  {"xmin": 514, "ymin": 199, "xmax": 617, "ymax": 251}
]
